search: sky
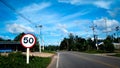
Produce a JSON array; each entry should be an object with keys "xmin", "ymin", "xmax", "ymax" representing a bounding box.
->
[{"xmin": 0, "ymin": 0, "xmax": 120, "ymax": 45}]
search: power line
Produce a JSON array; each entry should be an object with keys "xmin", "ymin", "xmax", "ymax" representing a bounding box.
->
[{"xmin": 0, "ymin": 0, "xmax": 33, "ymax": 24}]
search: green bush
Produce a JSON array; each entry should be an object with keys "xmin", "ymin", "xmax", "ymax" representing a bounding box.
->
[
  {"xmin": 0, "ymin": 52, "xmax": 51, "ymax": 68},
  {"xmin": 104, "ymin": 41, "xmax": 114, "ymax": 53},
  {"xmin": 113, "ymin": 53, "xmax": 120, "ymax": 57},
  {"xmin": 96, "ymin": 50, "xmax": 105, "ymax": 53},
  {"xmin": 103, "ymin": 36, "xmax": 115, "ymax": 53}
]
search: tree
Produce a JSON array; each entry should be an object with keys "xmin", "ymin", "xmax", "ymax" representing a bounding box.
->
[
  {"xmin": 60, "ymin": 34, "xmax": 87, "ymax": 51},
  {"xmin": 60, "ymin": 33, "xmax": 75, "ymax": 51},
  {"xmin": 0, "ymin": 37, "xmax": 5, "ymax": 41},
  {"xmin": 31, "ymin": 38, "xmax": 39, "ymax": 52},
  {"xmin": 0, "ymin": 37, "xmax": 12, "ymax": 41},
  {"xmin": 75, "ymin": 36, "xmax": 86, "ymax": 51},
  {"xmin": 114, "ymin": 37, "xmax": 120, "ymax": 43},
  {"xmin": 45, "ymin": 45, "xmax": 59, "ymax": 51},
  {"xmin": 68, "ymin": 33, "xmax": 75, "ymax": 51},
  {"xmin": 104, "ymin": 35, "xmax": 115, "ymax": 52},
  {"xmin": 14, "ymin": 32, "xmax": 25, "ymax": 41},
  {"xmin": 60, "ymin": 38, "xmax": 68, "ymax": 50},
  {"xmin": 86, "ymin": 38, "xmax": 93, "ymax": 50},
  {"xmin": 14, "ymin": 32, "xmax": 39, "ymax": 52},
  {"xmin": 87, "ymin": 38, "xmax": 96, "ymax": 50}
]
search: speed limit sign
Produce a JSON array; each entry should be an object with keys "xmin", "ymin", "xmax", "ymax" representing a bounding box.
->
[
  {"xmin": 20, "ymin": 34, "xmax": 36, "ymax": 48},
  {"xmin": 20, "ymin": 34, "xmax": 36, "ymax": 64}
]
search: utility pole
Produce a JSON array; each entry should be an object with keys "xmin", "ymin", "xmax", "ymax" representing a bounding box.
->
[
  {"xmin": 90, "ymin": 22, "xmax": 97, "ymax": 41},
  {"xmin": 35, "ymin": 25, "xmax": 42, "ymax": 53},
  {"xmin": 115, "ymin": 26, "xmax": 120, "ymax": 43},
  {"xmin": 42, "ymin": 39, "xmax": 44, "ymax": 51},
  {"xmin": 104, "ymin": 18, "xmax": 108, "ymax": 37},
  {"xmin": 116, "ymin": 26, "xmax": 119, "ymax": 38},
  {"xmin": 90, "ymin": 22, "xmax": 98, "ymax": 50}
]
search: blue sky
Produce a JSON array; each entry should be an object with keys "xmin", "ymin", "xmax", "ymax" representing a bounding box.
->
[{"xmin": 0, "ymin": 0, "xmax": 120, "ymax": 45}]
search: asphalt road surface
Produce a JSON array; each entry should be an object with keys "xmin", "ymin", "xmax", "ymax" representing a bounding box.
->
[{"xmin": 48, "ymin": 51, "xmax": 120, "ymax": 68}]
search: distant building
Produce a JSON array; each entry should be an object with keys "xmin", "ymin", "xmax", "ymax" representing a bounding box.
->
[
  {"xmin": 0, "ymin": 41, "xmax": 25, "ymax": 53},
  {"xmin": 97, "ymin": 42, "xmax": 104, "ymax": 46},
  {"xmin": 113, "ymin": 43, "xmax": 120, "ymax": 49},
  {"xmin": 97, "ymin": 42, "xmax": 120, "ymax": 49}
]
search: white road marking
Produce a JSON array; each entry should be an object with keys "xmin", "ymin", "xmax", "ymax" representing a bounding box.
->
[{"xmin": 56, "ymin": 53, "xmax": 59, "ymax": 68}]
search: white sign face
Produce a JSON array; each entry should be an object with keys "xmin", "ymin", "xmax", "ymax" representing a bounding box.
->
[{"xmin": 21, "ymin": 34, "xmax": 36, "ymax": 48}]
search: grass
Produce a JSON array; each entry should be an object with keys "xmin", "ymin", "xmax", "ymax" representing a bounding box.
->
[
  {"xmin": 84, "ymin": 50, "xmax": 120, "ymax": 57},
  {"xmin": 0, "ymin": 52, "xmax": 51, "ymax": 68},
  {"xmin": 112, "ymin": 53, "xmax": 120, "ymax": 57},
  {"xmin": 84, "ymin": 50, "xmax": 105, "ymax": 54},
  {"xmin": 42, "ymin": 50, "xmax": 57, "ymax": 54}
]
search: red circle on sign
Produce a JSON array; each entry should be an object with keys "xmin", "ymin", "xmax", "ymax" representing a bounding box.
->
[{"xmin": 20, "ymin": 34, "xmax": 36, "ymax": 48}]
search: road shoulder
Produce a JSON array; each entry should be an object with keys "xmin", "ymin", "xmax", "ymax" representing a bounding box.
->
[{"xmin": 47, "ymin": 54, "xmax": 57, "ymax": 68}]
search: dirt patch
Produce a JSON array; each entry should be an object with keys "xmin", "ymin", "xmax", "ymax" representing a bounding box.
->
[
  {"xmin": 0, "ymin": 52, "xmax": 55, "ymax": 57},
  {"xmin": 0, "ymin": 53, "xmax": 9, "ymax": 56},
  {"xmin": 22, "ymin": 52, "xmax": 55, "ymax": 57}
]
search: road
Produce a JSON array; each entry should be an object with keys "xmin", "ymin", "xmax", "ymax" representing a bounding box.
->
[{"xmin": 48, "ymin": 51, "xmax": 120, "ymax": 68}]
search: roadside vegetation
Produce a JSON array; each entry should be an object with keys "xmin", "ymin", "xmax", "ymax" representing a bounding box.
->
[
  {"xmin": 60, "ymin": 33, "xmax": 120, "ymax": 53},
  {"xmin": 0, "ymin": 32, "xmax": 120, "ymax": 68},
  {"xmin": 0, "ymin": 32, "xmax": 57, "ymax": 68},
  {"xmin": 112, "ymin": 53, "xmax": 120, "ymax": 57},
  {"xmin": 1, "ymin": 32, "xmax": 119, "ymax": 54},
  {"xmin": 84, "ymin": 50, "xmax": 105, "ymax": 54},
  {"xmin": 43, "ymin": 45, "xmax": 59, "ymax": 53},
  {"xmin": 0, "ymin": 52, "xmax": 51, "ymax": 68}
]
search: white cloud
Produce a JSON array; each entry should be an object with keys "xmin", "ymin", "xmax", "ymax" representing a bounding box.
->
[
  {"xmin": 6, "ymin": 23, "xmax": 34, "ymax": 34},
  {"xmin": 57, "ymin": 23, "xmax": 68, "ymax": 34},
  {"xmin": 7, "ymin": 2, "xmax": 60, "ymax": 36},
  {"xmin": 72, "ymin": 19, "xmax": 91, "ymax": 27},
  {"xmin": 93, "ymin": 18, "xmax": 120, "ymax": 32},
  {"xmin": 93, "ymin": 1, "xmax": 112, "ymax": 9},
  {"xmin": 52, "ymin": 19, "xmax": 92, "ymax": 37},
  {"xmin": 14, "ymin": 1, "xmax": 91, "ymax": 37},
  {"xmin": 0, "ymin": 35, "xmax": 10, "ymax": 40},
  {"xmin": 49, "ymin": 32, "xmax": 61, "ymax": 37},
  {"xmin": 8, "ymin": 16, "xmax": 31, "ymax": 26},
  {"xmin": 16, "ymin": 2, "xmax": 59, "ymax": 24},
  {"xmin": 107, "ymin": 11, "xmax": 115, "ymax": 17},
  {"xmin": 60, "ymin": 10, "xmax": 89, "ymax": 22},
  {"xmin": 107, "ymin": 8, "xmax": 120, "ymax": 17},
  {"xmin": 58, "ymin": 0, "xmax": 92, "ymax": 5},
  {"xmin": 19, "ymin": 2, "xmax": 51, "ymax": 13},
  {"xmin": 16, "ymin": 2, "xmax": 55, "ymax": 25},
  {"xmin": 58, "ymin": 0, "xmax": 112, "ymax": 9}
]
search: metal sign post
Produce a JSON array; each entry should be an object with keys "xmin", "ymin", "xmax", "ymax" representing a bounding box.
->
[
  {"xmin": 26, "ymin": 48, "xmax": 30, "ymax": 64},
  {"xmin": 20, "ymin": 34, "xmax": 36, "ymax": 64}
]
